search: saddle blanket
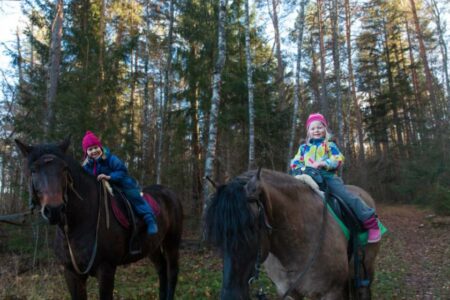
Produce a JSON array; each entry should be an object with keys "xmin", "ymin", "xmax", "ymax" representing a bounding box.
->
[{"xmin": 111, "ymin": 193, "xmax": 160, "ymax": 229}]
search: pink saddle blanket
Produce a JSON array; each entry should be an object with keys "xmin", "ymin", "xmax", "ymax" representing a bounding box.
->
[{"xmin": 111, "ymin": 193, "xmax": 160, "ymax": 229}]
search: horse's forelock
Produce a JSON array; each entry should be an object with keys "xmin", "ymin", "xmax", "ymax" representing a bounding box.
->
[
  {"xmin": 205, "ymin": 179, "xmax": 258, "ymax": 253},
  {"xmin": 26, "ymin": 143, "xmax": 80, "ymax": 174}
]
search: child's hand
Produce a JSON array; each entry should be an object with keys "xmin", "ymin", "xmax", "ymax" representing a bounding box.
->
[
  {"xmin": 308, "ymin": 158, "xmax": 326, "ymax": 169},
  {"xmin": 97, "ymin": 174, "xmax": 111, "ymax": 181}
]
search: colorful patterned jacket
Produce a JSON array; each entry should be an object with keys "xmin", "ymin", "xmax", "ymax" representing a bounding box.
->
[{"xmin": 290, "ymin": 138, "xmax": 344, "ymax": 178}]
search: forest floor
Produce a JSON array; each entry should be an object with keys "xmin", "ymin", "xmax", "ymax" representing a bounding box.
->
[{"xmin": 0, "ymin": 204, "xmax": 449, "ymax": 299}]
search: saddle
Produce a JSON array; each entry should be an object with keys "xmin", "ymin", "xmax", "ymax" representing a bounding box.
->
[{"xmin": 105, "ymin": 182, "xmax": 160, "ymax": 255}]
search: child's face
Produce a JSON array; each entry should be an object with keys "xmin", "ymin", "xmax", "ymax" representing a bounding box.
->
[
  {"xmin": 86, "ymin": 145, "xmax": 102, "ymax": 159},
  {"xmin": 308, "ymin": 121, "xmax": 326, "ymax": 139}
]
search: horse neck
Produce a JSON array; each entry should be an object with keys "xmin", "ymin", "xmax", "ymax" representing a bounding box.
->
[{"xmin": 64, "ymin": 168, "xmax": 101, "ymax": 230}]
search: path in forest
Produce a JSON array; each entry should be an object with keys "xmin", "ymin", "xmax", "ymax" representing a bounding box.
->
[{"xmin": 376, "ymin": 204, "xmax": 450, "ymax": 298}]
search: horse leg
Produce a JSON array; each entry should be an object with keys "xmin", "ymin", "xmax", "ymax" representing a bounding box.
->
[
  {"xmin": 96, "ymin": 263, "xmax": 117, "ymax": 300},
  {"xmin": 63, "ymin": 267, "xmax": 88, "ymax": 300},
  {"xmin": 162, "ymin": 235, "xmax": 181, "ymax": 300},
  {"xmin": 150, "ymin": 249, "xmax": 168, "ymax": 300}
]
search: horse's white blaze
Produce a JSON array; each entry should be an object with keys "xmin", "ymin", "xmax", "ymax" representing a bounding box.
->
[{"xmin": 263, "ymin": 253, "xmax": 291, "ymax": 296}]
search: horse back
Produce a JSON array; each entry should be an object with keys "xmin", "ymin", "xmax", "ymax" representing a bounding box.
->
[{"xmin": 142, "ymin": 184, "xmax": 183, "ymax": 236}]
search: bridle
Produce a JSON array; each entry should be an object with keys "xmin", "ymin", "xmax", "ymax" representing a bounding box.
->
[
  {"xmin": 30, "ymin": 154, "xmax": 103, "ymax": 275},
  {"xmin": 246, "ymin": 195, "xmax": 272, "ymax": 298}
]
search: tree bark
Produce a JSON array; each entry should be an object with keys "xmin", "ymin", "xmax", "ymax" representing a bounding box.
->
[
  {"xmin": 244, "ymin": 0, "xmax": 256, "ymax": 170},
  {"xmin": 344, "ymin": 0, "xmax": 364, "ymax": 162},
  {"xmin": 331, "ymin": 0, "xmax": 343, "ymax": 146},
  {"xmin": 317, "ymin": 0, "xmax": 328, "ymax": 116},
  {"xmin": 202, "ymin": 0, "xmax": 228, "ymax": 210},
  {"xmin": 382, "ymin": 19, "xmax": 404, "ymax": 154},
  {"xmin": 287, "ymin": 0, "xmax": 308, "ymax": 171},
  {"xmin": 405, "ymin": 17, "xmax": 424, "ymax": 142},
  {"xmin": 429, "ymin": 0, "xmax": 450, "ymax": 112},
  {"xmin": 45, "ymin": 0, "xmax": 64, "ymax": 138},
  {"xmin": 156, "ymin": 0, "xmax": 175, "ymax": 184},
  {"xmin": 408, "ymin": 0, "xmax": 438, "ymax": 122},
  {"xmin": 268, "ymin": 0, "xmax": 285, "ymax": 110}
]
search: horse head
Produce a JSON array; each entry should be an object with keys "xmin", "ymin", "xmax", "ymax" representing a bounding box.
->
[
  {"xmin": 205, "ymin": 168, "xmax": 272, "ymax": 300},
  {"xmin": 15, "ymin": 137, "xmax": 72, "ymax": 225}
]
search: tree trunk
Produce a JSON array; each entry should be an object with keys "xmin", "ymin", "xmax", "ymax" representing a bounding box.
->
[
  {"xmin": 405, "ymin": 17, "xmax": 424, "ymax": 142},
  {"xmin": 244, "ymin": 0, "xmax": 256, "ymax": 170},
  {"xmin": 408, "ymin": 0, "xmax": 438, "ymax": 122},
  {"xmin": 429, "ymin": 0, "xmax": 450, "ymax": 112},
  {"xmin": 156, "ymin": 0, "xmax": 175, "ymax": 184},
  {"xmin": 202, "ymin": 0, "xmax": 228, "ymax": 210},
  {"xmin": 382, "ymin": 19, "xmax": 404, "ymax": 155},
  {"xmin": 287, "ymin": 0, "xmax": 308, "ymax": 171},
  {"xmin": 191, "ymin": 81, "xmax": 202, "ymax": 216},
  {"xmin": 268, "ymin": 0, "xmax": 285, "ymax": 110},
  {"xmin": 317, "ymin": 0, "xmax": 328, "ymax": 116},
  {"xmin": 344, "ymin": 0, "xmax": 364, "ymax": 162},
  {"xmin": 45, "ymin": 0, "xmax": 64, "ymax": 138},
  {"xmin": 331, "ymin": 0, "xmax": 343, "ymax": 146},
  {"xmin": 310, "ymin": 32, "xmax": 321, "ymax": 109}
]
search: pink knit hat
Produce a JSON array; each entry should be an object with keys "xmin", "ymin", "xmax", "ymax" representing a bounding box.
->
[
  {"xmin": 82, "ymin": 131, "xmax": 102, "ymax": 155},
  {"xmin": 306, "ymin": 113, "xmax": 328, "ymax": 129}
]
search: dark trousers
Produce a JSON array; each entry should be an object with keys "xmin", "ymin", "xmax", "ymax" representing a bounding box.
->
[
  {"xmin": 325, "ymin": 176, "xmax": 374, "ymax": 222},
  {"xmin": 123, "ymin": 188, "xmax": 155, "ymax": 217}
]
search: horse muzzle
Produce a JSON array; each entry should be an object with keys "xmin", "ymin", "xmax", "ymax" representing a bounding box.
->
[{"xmin": 42, "ymin": 203, "xmax": 66, "ymax": 224}]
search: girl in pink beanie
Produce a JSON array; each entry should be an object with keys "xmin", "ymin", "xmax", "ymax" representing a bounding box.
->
[
  {"xmin": 290, "ymin": 113, "xmax": 381, "ymax": 243},
  {"xmin": 81, "ymin": 131, "xmax": 158, "ymax": 235}
]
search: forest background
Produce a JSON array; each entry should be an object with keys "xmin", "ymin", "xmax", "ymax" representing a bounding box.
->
[{"xmin": 0, "ymin": 0, "xmax": 450, "ymax": 230}]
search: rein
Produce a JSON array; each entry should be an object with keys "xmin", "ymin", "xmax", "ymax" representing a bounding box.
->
[{"xmin": 63, "ymin": 171, "xmax": 103, "ymax": 275}]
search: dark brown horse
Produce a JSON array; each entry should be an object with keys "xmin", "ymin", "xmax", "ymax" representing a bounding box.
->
[
  {"xmin": 15, "ymin": 138, "xmax": 183, "ymax": 300},
  {"xmin": 204, "ymin": 168, "xmax": 380, "ymax": 300}
]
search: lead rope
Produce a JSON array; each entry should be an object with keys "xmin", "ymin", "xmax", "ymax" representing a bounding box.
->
[{"xmin": 63, "ymin": 180, "xmax": 101, "ymax": 275}]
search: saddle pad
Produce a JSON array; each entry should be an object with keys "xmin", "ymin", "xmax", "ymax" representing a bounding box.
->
[
  {"xmin": 327, "ymin": 205, "xmax": 388, "ymax": 246},
  {"xmin": 111, "ymin": 193, "xmax": 160, "ymax": 229}
]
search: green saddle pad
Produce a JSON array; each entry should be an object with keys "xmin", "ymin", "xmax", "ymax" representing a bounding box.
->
[{"xmin": 327, "ymin": 204, "xmax": 388, "ymax": 246}]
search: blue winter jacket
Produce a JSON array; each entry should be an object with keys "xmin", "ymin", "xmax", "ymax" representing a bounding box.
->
[{"xmin": 82, "ymin": 147, "xmax": 140, "ymax": 190}]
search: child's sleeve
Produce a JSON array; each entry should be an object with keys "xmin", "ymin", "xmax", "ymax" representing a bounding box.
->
[
  {"xmin": 323, "ymin": 142, "xmax": 344, "ymax": 171},
  {"xmin": 290, "ymin": 144, "xmax": 306, "ymax": 170},
  {"xmin": 108, "ymin": 155, "xmax": 128, "ymax": 182}
]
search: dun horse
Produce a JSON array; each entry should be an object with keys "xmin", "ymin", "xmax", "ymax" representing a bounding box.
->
[
  {"xmin": 15, "ymin": 138, "xmax": 183, "ymax": 300},
  {"xmin": 205, "ymin": 168, "xmax": 380, "ymax": 300}
]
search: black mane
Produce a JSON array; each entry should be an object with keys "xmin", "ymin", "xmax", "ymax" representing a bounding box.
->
[{"xmin": 204, "ymin": 176, "xmax": 258, "ymax": 253}]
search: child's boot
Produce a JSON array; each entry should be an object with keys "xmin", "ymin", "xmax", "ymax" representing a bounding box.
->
[
  {"xmin": 363, "ymin": 215, "xmax": 381, "ymax": 243},
  {"xmin": 144, "ymin": 213, "xmax": 158, "ymax": 235}
]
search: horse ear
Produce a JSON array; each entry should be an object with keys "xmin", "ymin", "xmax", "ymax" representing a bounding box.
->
[
  {"xmin": 15, "ymin": 139, "xmax": 33, "ymax": 157},
  {"xmin": 256, "ymin": 166, "xmax": 262, "ymax": 180},
  {"xmin": 58, "ymin": 135, "xmax": 71, "ymax": 153},
  {"xmin": 245, "ymin": 169, "xmax": 262, "ymax": 198}
]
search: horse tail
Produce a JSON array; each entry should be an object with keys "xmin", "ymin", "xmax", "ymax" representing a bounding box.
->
[{"xmin": 204, "ymin": 180, "xmax": 255, "ymax": 253}]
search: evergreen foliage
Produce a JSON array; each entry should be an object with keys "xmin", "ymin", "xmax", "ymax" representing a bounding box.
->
[{"xmin": 0, "ymin": 0, "xmax": 449, "ymax": 217}]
